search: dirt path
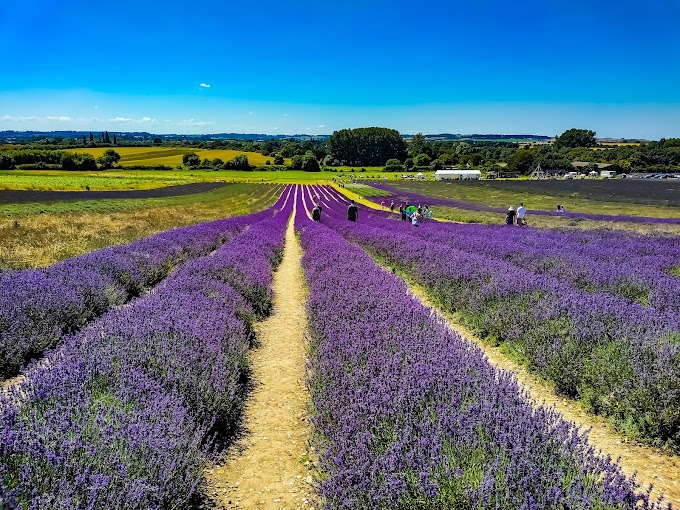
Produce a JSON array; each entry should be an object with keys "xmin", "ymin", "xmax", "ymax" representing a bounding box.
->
[
  {"xmin": 405, "ymin": 281, "xmax": 680, "ymax": 508},
  {"xmin": 204, "ymin": 208, "xmax": 316, "ymax": 509}
]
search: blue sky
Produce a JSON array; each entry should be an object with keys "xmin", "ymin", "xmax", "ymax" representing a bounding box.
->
[{"xmin": 1, "ymin": 0, "xmax": 679, "ymax": 138}]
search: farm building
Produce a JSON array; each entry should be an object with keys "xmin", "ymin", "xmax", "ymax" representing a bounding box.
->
[{"xmin": 435, "ymin": 169, "xmax": 482, "ymax": 180}]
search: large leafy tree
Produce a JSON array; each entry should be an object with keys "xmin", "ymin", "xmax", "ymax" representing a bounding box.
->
[
  {"xmin": 409, "ymin": 133, "xmax": 431, "ymax": 157},
  {"xmin": 329, "ymin": 127, "xmax": 407, "ymax": 166},
  {"xmin": 555, "ymin": 128, "xmax": 597, "ymax": 148},
  {"xmin": 182, "ymin": 153, "xmax": 201, "ymax": 167}
]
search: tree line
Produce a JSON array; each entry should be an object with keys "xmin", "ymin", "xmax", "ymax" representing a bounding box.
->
[
  {"xmin": 0, "ymin": 149, "xmax": 120, "ymax": 170},
  {"xmin": 1, "ymin": 128, "xmax": 678, "ymax": 174}
]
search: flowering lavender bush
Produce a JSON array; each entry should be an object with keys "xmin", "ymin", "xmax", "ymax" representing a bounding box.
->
[
  {"xmin": 386, "ymin": 220, "xmax": 680, "ymax": 314},
  {"xmin": 312, "ymin": 185, "xmax": 680, "ymax": 449},
  {"xmin": 0, "ymin": 194, "xmax": 292, "ymax": 508},
  {"xmin": 295, "ymin": 202, "xmax": 659, "ymax": 509},
  {"xmin": 0, "ymin": 190, "xmax": 291, "ymax": 380}
]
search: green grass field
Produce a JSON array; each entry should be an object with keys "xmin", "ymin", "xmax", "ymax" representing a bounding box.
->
[
  {"xmin": 0, "ymin": 183, "xmax": 283, "ymax": 270},
  {"xmin": 0, "ymin": 166, "xmax": 416, "ymax": 192}
]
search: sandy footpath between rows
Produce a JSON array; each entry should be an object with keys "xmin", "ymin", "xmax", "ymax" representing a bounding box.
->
[{"xmin": 205, "ymin": 209, "xmax": 317, "ymax": 509}]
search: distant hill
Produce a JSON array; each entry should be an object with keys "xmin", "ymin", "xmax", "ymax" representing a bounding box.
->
[
  {"xmin": 0, "ymin": 130, "xmax": 556, "ymax": 144},
  {"xmin": 0, "ymin": 130, "xmax": 329, "ymax": 143}
]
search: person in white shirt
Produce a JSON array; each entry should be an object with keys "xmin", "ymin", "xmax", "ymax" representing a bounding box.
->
[{"xmin": 516, "ymin": 203, "xmax": 527, "ymax": 225}]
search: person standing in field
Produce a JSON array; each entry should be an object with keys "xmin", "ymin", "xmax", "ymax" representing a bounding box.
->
[
  {"xmin": 505, "ymin": 207, "xmax": 516, "ymax": 225},
  {"xmin": 390, "ymin": 201, "xmax": 395, "ymax": 212},
  {"xmin": 411, "ymin": 210, "xmax": 421, "ymax": 227},
  {"xmin": 380, "ymin": 200, "xmax": 385, "ymax": 211},
  {"xmin": 312, "ymin": 203, "xmax": 322, "ymax": 222},
  {"xmin": 347, "ymin": 200, "xmax": 359, "ymax": 222},
  {"xmin": 400, "ymin": 205, "xmax": 407, "ymax": 222},
  {"xmin": 516, "ymin": 203, "xmax": 526, "ymax": 225}
]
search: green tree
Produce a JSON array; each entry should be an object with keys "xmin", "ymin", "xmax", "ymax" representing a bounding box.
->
[
  {"xmin": 384, "ymin": 158, "xmax": 404, "ymax": 172},
  {"xmin": 555, "ymin": 128, "xmax": 597, "ymax": 148},
  {"xmin": 104, "ymin": 131, "xmax": 111, "ymax": 144},
  {"xmin": 408, "ymin": 133, "xmax": 428, "ymax": 157},
  {"xmin": 506, "ymin": 148, "xmax": 535, "ymax": 174},
  {"xmin": 97, "ymin": 149, "xmax": 121, "ymax": 168},
  {"xmin": 0, "ymin": 154, "xmax": 16, "ymax": 169},
  {"xmin": 290, "ymin": 154, "xmax": 304, "ymax": 170},
  {"xmin": 82, "ymin": 135, "xmax": 87, "ymax": 146},
  {"xmin": 225, "ymin": 154, "xmax": 250, "ymax": 170},
  {"xmin": 273, "ymin": 154, "xmax": 284, "ymax": 165},
  {"xmin": 153, "ymin": 137, "xmax": 162, "ymax": 145},
  {"xmin": 413, "ymin": 153, "xmax": 431, "ymax": 167},
  {"xmin": 302, "ymin": 156, "xmax": 320, "ymax": 172},
  {"xmin": 182, "ymin": 152, "xmax": 201, "ymax": 167},
  {"xmin": 89, "ymin": 132, "xmax": 94, "ymax": 142},
  {"xmin": 328, "ymin": 127, "xmax": 407, "ymax": 166},
  {"xmin": 113, "ymin": 133, "xmax": 117, "ymax": 145}
]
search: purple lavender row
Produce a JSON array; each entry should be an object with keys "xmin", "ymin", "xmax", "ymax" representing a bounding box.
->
[
  {"xmin": 0, "ymin": 185, "xmax": 287, "ymax": 380},
  {"xmin": 0, "ymin": 199, "xmax": 292, "ymax": 509},
  {"xmin": 316, "ymin": 184, "xmax": 680, "ymax": 316},
  {"xmin": 295, "ymin": 205, "xmax": 659, "ymax": 510},
  {"xmin": 369, "ymin": 182, "xmax": 680, "ymax": 224},
  {"xmin": 381, "ymin": 219, "xmax": 680, "ymax": 314},
  {"xmin": 317, "ymin": 197, "xmax": 680, "ymax": 450}
]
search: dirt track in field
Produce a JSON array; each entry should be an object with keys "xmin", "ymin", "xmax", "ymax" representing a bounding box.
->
[
  {"xmin": 0, "ymin": 182, "xmax": 228, "ymax": 203},
  {"xmin": 405, "ymin": 282, "xmax": 680, "ymax": 509},
  {"xmin": 204, "ymin": 208, "xmax": 317, "ymax": 509}
]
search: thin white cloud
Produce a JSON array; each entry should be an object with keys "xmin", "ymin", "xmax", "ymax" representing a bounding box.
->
[
  {"xmin": 282, "ymin": 113, "xmax": 288, "ymax": 117},
  {"xmin": 1, "ymin": 115, "xmax": 50, "ymax": 122},
  {"xmin": 178, "ymin": 118, "xmax": 213, "ymax": 127},
  {"xmin": 318, "ymin": 124, "xmax": 325, "ymax": 128},
  {"xmin": 108, "ymin": 116, "xmax": 158, "ymax": 124},
  {"xmin": 45, "ymin": 116, "xmax": 72, "ymax": 121},
  {"xmin": 93, "ymin": 105, "xmax": 99, "ymax": 109},
  {"xmin": 199, "ymin": 83, "xmax": 211, "ymax": 88}
]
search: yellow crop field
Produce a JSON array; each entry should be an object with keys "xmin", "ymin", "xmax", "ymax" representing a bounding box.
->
[{"xmin": 65, "ymin": 147, "xmax": 287, "ymax": 167}]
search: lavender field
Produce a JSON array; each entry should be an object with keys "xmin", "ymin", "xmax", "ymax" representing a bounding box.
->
[
  {"xmin": 295, "ymin": 186, "xmax": 668, "ymax": 509},
  {"xmin": 0, "ymin": 188, "xmax": 293, "ymax": 508},
  {"xmin": 308, "ymin": 185, "xmax": 680, "ymax": 451},
  {"xmin": 1, "ymin": 184, "xmax": 678, "ymax": 508}
]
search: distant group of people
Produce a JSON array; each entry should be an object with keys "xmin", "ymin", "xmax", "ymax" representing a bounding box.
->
[
  {"xmin": 505, "ymin": 203, "xmax": 527, "ymax": 226},
  {"xmin": 556, "ymin": 204, "xmax": 566, "ymax": 213},
  {"xmin": 398, "ymin": 204, "xmax": 432, "ymax": 227},
  {"xmin": 345, "ymin": 199, "xmax": 432, "ymax": 227}
]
